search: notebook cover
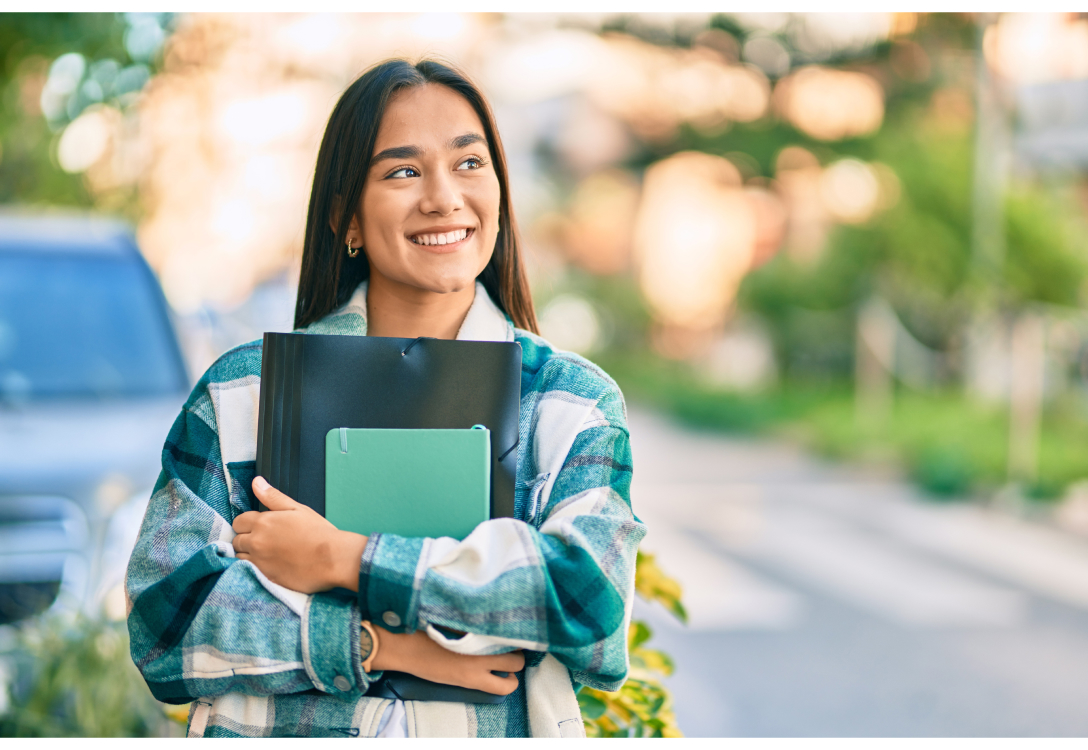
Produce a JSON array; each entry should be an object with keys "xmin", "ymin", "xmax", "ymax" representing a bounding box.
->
[
  {"xmin": 255, "ymin": 333, "xmax": 521, "ymax": 518},
  {"xmin": 325, "ymin": 427, "xmax": 490, "ymax": 540}
]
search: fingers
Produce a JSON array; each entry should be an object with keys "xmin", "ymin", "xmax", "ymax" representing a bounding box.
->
[
  {"xmin": 252, "ymin": 476, "xmax": 299, "ymax": 511},
  {"xmin": 468, "ymin": 651, "xmax": 524, "ymax": 695},
  {"xmin": 232, "ymin": 511, "xmax": 260, "ymax": 534},
  {"xmin": 479, "ymin": 670, "xmax": 520, "ymax": 696},
  {"xmin": 492, "ymin": 650, "xmax": 525, "ymax": 673}
]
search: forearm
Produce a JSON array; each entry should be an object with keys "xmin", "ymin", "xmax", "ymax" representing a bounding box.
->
[
  {"xmin": 366, "ymin": 625, "xmax": 524, "ymax": 695},
  {"xmin": 357, "ymin": 493, "xmax": 643, "ymax": 685}
]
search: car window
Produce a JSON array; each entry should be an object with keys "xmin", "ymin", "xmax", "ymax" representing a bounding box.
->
[{"xmin": 0, "ymin": 251, "xmax": 187, "ymax": 400}]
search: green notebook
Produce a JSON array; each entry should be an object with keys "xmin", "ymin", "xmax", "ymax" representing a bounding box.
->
[{"xmin": 325, "ymin": 426, "xmax": 491, "ymax": 540}]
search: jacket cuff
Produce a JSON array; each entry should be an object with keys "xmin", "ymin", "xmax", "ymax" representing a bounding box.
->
[
  {"xmin": 357, "ymin": 533, "xmax": 424, "ymax": 634},
  {"xmin": 302, "ymin": 591, "xmax": 377, "ymax": 696}
]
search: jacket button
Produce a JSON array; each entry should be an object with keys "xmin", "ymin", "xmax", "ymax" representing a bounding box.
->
[
  {"xmin": 382, "ymin": 611, "xmax": 402, "ymax": 628},
  {"xmin": 333, "ymin": 675, "xmax": 351, "ymax": 692}
]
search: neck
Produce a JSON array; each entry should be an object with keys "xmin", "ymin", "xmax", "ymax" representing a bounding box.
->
[{"xmin": 364, "ymin": 272, "xmax": 475, "ymax": 340}]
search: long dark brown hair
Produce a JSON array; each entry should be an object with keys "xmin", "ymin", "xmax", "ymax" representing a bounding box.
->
[{"xmin": 294, "ymin": 58, "xmax": 538, "ymax": 334}]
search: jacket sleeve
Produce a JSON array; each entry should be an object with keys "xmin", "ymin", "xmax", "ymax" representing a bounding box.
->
[
  {"xmin": 356, "ymin": 381, "xmax": 646, "ymax": 692},
  {"xmin": 125, "ymin": 371, "xmax": 379, "ymax": 704}
]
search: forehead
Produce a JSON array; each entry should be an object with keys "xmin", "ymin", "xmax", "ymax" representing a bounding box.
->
[{"xmin": 375, "ymin": 83, "xmax": 487, "ymax": 150}]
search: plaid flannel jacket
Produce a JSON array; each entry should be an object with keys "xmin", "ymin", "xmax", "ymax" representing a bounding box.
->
[{"xmin": 125, "ymin": 283, "xmax": 646, "ymax": 737}]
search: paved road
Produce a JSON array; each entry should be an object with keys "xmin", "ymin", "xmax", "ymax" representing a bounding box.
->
[{"xmin": 627, "ymin": 407, "xmax": 1088, "ymax": 737}]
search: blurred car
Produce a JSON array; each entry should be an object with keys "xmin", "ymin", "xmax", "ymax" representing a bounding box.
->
[{"xmin": 0, "ymin": 214, "xmax": 191, "ymax": 624}]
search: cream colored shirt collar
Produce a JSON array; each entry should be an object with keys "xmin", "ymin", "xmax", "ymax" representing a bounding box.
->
[{"xmin": 348, "ymin": 279, "xmax": 514, "ymax": 343}]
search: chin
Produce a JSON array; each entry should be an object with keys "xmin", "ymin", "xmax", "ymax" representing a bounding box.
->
[
  {"xmin": 376, "ymin": 255, "xmax": 489, "ymax": 296},
  {"xmin": 412, "ymin": 263, "xmax": 488, "ymax": 295},
  {"xmin": 391, "ymin": 270, "xmax": 476, "ymax": 296},
  {"xmin": 423, "ymin": 277, "xmax": 477, "ymax": 295}
]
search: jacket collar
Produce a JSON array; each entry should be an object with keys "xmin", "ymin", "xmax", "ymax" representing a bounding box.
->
[{"xmin": 304, "ymin": 279, "xmax": 514, "ymax": 343}]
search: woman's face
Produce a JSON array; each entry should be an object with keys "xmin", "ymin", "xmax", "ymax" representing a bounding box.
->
[{"xmin": 357, "ymin": 83, "xmax": 501, "ymax": 297}]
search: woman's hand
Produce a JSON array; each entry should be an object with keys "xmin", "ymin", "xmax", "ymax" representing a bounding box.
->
[
  {"xmin": 232, "ymin": 476, "xmax": 368, "ymax": 594},
  {"xmin": 373, "ymin": 628, "xmax": 525, "ymax": 696}
]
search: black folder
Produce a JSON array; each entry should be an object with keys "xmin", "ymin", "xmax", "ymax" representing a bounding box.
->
[
  {"xmin": 255, "ymin": 332, "xmax": 523, "ymax": 704},
  {"xmin": 255, "ymin": 332, "xmax": 522, "ymax": 519}
]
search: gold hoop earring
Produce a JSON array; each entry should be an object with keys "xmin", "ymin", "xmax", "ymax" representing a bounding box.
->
[{"xmin": 346, "ymin": 239, "xmax": 360, "ymax": 258}]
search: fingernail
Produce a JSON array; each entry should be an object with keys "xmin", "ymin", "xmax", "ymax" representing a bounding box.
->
[{"xmin": 254, "ymin": 476, "xmax": 269, "ymax": 491}]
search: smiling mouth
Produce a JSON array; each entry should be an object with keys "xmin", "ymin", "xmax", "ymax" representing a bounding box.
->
[{"xmin": 409, "ymin": 228, "xmax": 473, "ymax": 246}]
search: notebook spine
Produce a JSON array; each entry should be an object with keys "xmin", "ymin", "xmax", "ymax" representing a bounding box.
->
[
  {"xmin": 256, "ymin": 332, "xmax": 304, "ymax": 507},
  {"xmin": 286, "ymin": 333, "xmax": 304, "ymax": 501},
  {"xmin": 255, "ymin": 332, "xmax": 275, "ymax": 508}
]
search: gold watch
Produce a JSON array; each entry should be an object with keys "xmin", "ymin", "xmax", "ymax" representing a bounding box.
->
[{"xmin": 360, "ymin": 619, "xmax": 380, "ymax": 673}]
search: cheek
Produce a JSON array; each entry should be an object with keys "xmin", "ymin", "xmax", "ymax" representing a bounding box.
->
[
  {"xmin": 361, "ymin": 192, "xmax": 408, "ymax": 250},
  {"xmin": 484, "ymin": 177, "xmax": 501, "ymax": 223},
  {"xmin": 471, "ymin": 177, "xmax": 502, "ymax": 234}
]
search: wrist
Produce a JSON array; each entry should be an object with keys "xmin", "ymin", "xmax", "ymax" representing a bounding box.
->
[
  {"xmin": 333, "ymin": 530, "xmax": 368, "ymax": 591},
  {"xmin": 370, "ymin": 628, "xmax": 412, "ymax": 672}
]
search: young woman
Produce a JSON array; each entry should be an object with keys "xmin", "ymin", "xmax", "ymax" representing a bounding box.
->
[{"xmin": 126, "ymin": 58, "xmax": 645, "ymax": 738}]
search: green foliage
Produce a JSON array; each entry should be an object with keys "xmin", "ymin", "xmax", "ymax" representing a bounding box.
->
[
  {"xmin": 0, "ymin": 614, "xmax": 182, "ymax": 737},
  {"xmin": 599, "ymin": 350, "xmax": 837, "ymax": 433},
  {"xmin": 633, "ymin": 550, "xmax": 688, "ymax": 624},
  {"xmin": 580, "ymin": 551, "xmax": 686, "ymax": 738},
  {"xmin": 608, "ymin": 349, "xmax": 1088, "ymax": 502},
  {"xmin": 909, "ymin": 446, "xmax": 978, "ymax": 497},
  {"xmin": 579, "ymin": 669, "xmax": 681, "ymax": 738},
  {"xmin": 1003, "ymin": 184, "xmax": 1088, "ymax": 307},
  {"xmin": 800, "ymin": 388, "xmax": 1088, "ymax": 500}
]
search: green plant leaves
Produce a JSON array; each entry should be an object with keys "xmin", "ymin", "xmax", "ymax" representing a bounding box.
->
[
  {"xmin": 633, "ymin": 550, "xmax": 688, "ymax": 624},
  {"xmin": 577, "ymin": 692, "xmax": 608, "ymax": 720},
  {"xmin": 0, "ymin": 614, "xmax": 181, "ymax": 737}
]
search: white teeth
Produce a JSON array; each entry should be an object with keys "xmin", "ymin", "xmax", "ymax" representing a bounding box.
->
[{"xmin": 412, "ymin": 229, "xmax": 469, "ymax": 245}]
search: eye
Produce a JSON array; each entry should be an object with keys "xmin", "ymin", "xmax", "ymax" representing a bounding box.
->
[
  {"xmin": 386, "ymin": 166, "xmax": 419, "ymax": 179},
  {"xmin": 457, "ymin": 156, "xmax": 487, "ymax": 171}
]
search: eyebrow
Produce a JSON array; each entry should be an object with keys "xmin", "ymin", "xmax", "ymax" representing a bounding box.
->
[{"xmin": 370, "ymin": 132, "xmax": 488, "ymax": 165}]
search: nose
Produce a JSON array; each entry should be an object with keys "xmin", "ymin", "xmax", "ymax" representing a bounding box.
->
[{"xmin": 419, "ymin": 169, "xmax": 463, "ymax": 216}]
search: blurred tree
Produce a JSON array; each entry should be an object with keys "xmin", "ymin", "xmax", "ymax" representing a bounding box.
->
[
  {"xmin": 0, "ymin": 13, "xmax": 123, "ymax": 205},
  {"xmin": 738, "ymin": 112, "xmax": 1088, "ymax": 381},
  {"xmin": 0, "ymin": 13, "xmax": 172, "ymax": 210},
  {"xmin": 649, "ymin": 11, "xmax": 1088, "ymax": 381}
]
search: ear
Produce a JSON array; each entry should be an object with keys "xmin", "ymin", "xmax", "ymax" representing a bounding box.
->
[{"xmin": 328, "ymin": 197, "xmax": 364, "ymax": 247}]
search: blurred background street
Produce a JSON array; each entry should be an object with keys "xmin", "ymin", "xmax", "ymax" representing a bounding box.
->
[
  {"xmin": 3, "ymin": 10, "xmax": 1088, "ymax": 737},
  {"xmin": 631, "ymin": 407, "xmax": 1088, "ymax": 736}
]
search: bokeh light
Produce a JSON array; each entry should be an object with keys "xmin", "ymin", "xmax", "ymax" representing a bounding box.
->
[
  {"xmin": 539, "ymin": 293, "xmax": 603, "ymax": 354},
  {"xmin": 985, "ymin": 13, "xmax": 1088, "ymax": 85},
  {"xmin": 634, "ymin": 151, "xmax": 755, "ymax": 330},
  {"xmin": 57, "ymin": 107, "xmax": 116, "ymax": 174},
  {"xmin": 774, "ymin": 66, "xmax": 885, "ymax": 141},
  {"xmin": 819, "ymin": 158, "xmax": 881, "ymax": 224}
]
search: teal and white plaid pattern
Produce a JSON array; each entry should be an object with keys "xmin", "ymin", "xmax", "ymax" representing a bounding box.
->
[{"xmin": 125, "ymin": 283, "xmax": 645, "ymax": 737}]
